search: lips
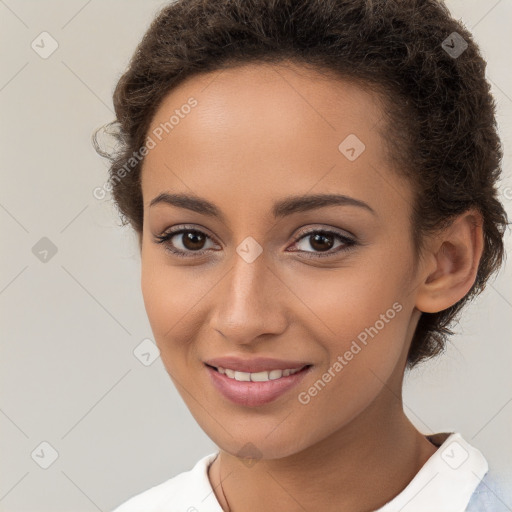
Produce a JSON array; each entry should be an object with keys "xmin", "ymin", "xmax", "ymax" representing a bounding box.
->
[
  {"xmin": 206, "ymin": 364, "xmax": 312, "ymax": 407},
  {"xmin": 203, "ymin": 356, "xmax": 311, "ymax": 373}
]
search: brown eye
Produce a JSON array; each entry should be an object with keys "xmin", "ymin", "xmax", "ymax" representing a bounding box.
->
[
  {"xmin": 180, "ymin": 231, "xmax": 207, "ymax": 251},
  {"xmin": 308, "ymin": 233, "xmax": 335, "ymax": 252},
  {"xmin": 290, "ymin": 229, "xmax": 357, "ymax": 258},
  {"xmin": 154, "ymin": 227, "xmax": 218, "ymax": 258}
]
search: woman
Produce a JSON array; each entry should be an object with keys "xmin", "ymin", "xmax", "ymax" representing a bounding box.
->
[{"xmin": 95, "ymin": 0, "xmax": 510, "ymax": 510}]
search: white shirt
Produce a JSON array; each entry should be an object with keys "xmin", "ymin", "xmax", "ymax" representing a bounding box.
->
[{"xmin": 111, "ymin": 432, "xmax": 502, "ymax": 512}]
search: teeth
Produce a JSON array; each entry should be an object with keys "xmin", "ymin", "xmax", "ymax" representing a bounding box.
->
[
  {"xmin": 216, "ymin": 366, "xmax": 304, "ymax": 382},
  {"xmin": 234, "ymin": 371, "xmax": 251, "ymax": 382}
]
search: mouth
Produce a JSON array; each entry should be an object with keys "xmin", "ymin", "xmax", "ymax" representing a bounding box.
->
[
  {"xmin": 205, "ymin": 363, "xmax": 312, "ymax": 382},
  {"xmin": 204, "ymin": 362, "xmax": 313, "ymax": 407}
]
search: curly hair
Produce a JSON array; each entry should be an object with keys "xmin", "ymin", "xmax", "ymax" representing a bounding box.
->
[{"xmin": 93, "ymin": 0, "xmax": 509, "ymax": 368}]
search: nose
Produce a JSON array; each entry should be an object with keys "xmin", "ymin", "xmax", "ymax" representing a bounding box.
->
[{"xmin": 208, "ymin": 248, "xmax": 288, "ymax": 346}]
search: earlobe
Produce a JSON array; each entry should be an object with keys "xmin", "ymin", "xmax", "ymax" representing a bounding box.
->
[{"xmin": 414, "ymin": 210, "xmax": 484, "ymax": 314}]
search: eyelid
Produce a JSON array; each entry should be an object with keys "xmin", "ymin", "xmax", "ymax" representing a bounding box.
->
[
  {"xmin": 287, "ymin": 227, "xmax": 357, "ymax": 258},
  {"xmin": 156, "ymin": 224, "xmax": 219, "ymax": 243},
  {"xmin": 291, "ymin": 224, "xmax": 356, "ymax": 242},
  {"xmin": 153, "ymin": 224, "xmax": 220, "ymax": 258}
]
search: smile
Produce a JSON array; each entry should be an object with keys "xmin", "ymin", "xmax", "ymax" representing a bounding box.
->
[
  {"xmin": 205, "ymin": 363, "xmax": 313, "ymax": 407},
  {"xmin": 211, "ymin": 365, "xmax": 307, "ymax": 382}
]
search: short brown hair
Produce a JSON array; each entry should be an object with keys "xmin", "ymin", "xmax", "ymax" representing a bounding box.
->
[{"xmin": 93, "ymin": 0, "xmax": 509, "ymax": 368}]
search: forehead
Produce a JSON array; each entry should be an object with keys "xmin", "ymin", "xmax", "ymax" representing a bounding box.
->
[
  {"xmin": 145, "ymin": 61, "xmax": 386, "ymax": 153},
  {"xmin": 141, "ymin": 61, "xmax": 410, "ymax": 223}
]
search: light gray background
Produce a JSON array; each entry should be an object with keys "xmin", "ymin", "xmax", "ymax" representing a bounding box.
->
[{"xmin": 1, "ymin": 1, "xmax": 511, "ymax": 511}]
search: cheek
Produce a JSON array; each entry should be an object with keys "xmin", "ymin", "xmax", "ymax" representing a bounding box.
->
[
  {"xmin": 140, "ymin": 250, "xmax": 214, "ymax": 366},
  {"xmin": 291, "ymin": 272, "xmax": 408, "ymax": 433},
  {"xmin": 293, "ymin": 260, "xmax": 404, "ymax": 335},
  {"xmin": 141, "ymin": 256, "xmax": 170, "ymax": 336},
  {"xmin": 141, "ymin": 267, "xmax": 192, "ymax": 385},
  {"xmin": 291, "ymin": 256, "xmax": 409, "ymax": 377},
  {"xmin": 140, "ymin": 249, "xmax": 189, "ymax": 350}
]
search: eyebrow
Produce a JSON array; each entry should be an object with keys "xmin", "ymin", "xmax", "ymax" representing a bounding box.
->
[{"xmin": 149, "ymin": 192, "xmax": 377, "ymax": 221}]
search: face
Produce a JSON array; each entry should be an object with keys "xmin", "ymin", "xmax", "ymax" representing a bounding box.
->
[{"xmin": 140, "ymin": 62, "xmax": 423, "ymax": 460}]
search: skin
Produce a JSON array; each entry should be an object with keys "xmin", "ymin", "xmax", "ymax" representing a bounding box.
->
[{"xmin": 139, "ymin": 61, "xmax": 484, "ymax": 512}]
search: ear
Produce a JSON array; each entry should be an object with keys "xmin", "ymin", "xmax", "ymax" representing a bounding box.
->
[{"xmin": 414, "ymin": 209, "xmax": 484, "ymax": 314}]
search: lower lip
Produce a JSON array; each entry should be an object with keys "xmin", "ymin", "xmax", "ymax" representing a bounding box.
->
[{"xmin": 205, "ymin": 364, "xmax": 312, "ymax": 407}]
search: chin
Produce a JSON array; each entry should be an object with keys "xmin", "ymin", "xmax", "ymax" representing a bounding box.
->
[{"xmin": 199, "ymin": 419, "xmax": 316, "ymax": 462}]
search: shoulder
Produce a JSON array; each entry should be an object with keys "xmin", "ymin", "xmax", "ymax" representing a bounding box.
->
[
  {"xmin": 465, "ymin": 469, "xmax": 512, "ymax": 512},
  {"xmin": 376, "ymin": 432, "xmax": 507, "ymax": 512},
  {"xmin": 111, "ymin": 452, "xmax": 222, "ymax": 512}
]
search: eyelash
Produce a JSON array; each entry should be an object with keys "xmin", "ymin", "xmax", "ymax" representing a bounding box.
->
[{"xmin": 154, "ymin": 224, "xmax": 358, "ymax": 259}]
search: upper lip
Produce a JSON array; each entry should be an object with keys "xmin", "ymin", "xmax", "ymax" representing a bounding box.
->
[{"xmin": 204, "ymin": 356, "xmax": 312, "ymax": 373}]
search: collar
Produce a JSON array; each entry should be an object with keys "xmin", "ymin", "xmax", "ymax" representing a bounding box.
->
[
  {"xmin": 192, "ymin": 432, "xmax": 488, "ymax": 512},
  {"xmin": 375, "ymin": 432, "xmax": 488, "ymax": 511}
]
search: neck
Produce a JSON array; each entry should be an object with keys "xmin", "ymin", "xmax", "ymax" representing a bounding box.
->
[{"xmin": 208, "ymin": 389, "xmax": 437, "ymax": 512}]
